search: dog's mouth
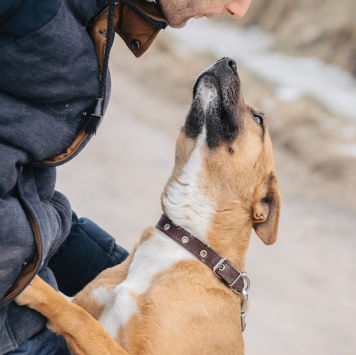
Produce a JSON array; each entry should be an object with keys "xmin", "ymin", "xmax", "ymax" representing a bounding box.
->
[{"xmin": 184, "ymin": 58, "xmax": 242, "ymax": 149}]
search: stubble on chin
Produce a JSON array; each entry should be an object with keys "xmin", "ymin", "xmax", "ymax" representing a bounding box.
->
[
  {"xmin": 167, "ymin": 17, "xmax": 189, "ymax": 28},
  {"xmin": 156, "ymin": 0, "xmax": 192, "ymax": 28}
]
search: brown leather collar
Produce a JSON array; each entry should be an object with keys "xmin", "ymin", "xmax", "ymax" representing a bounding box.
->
[{"xmin": 156, "ymin": 214, "xmax": 249, "ymax": 295}]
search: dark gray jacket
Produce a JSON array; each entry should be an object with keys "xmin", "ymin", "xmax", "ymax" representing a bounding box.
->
[{"xmin": 0, "ymin": 0, "xmax": 166, "ymax": 353}]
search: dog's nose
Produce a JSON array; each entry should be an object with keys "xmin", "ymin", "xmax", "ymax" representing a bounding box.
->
[
  {"xmin": 217, "ymin": 57, "xmax": 237, "ymax": 74},
  {"xmin": 228, "ymin": 60, "xmax": 237, "ymax": 74}
]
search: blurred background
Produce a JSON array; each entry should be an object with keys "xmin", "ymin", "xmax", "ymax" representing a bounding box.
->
[{"xmin": 57, "ymin": 1, "xmax": 356, "ymax": 354}]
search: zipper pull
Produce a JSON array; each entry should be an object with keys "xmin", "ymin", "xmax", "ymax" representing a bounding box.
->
[{"xmin": 83, "ymin": 97, "xmax": 104, "ymax": 134}]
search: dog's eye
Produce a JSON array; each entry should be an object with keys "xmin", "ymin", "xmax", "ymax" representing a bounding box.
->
[{"xmin": 252, "ymin": 112, "xmax": 264, "ymax": 126}]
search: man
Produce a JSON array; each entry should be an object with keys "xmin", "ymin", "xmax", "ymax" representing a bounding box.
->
[{"xmin": 0, "ymin": 0, "xmax": 252, "ymax": 353}]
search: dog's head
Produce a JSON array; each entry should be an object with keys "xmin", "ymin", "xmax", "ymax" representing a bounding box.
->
[{"xmin": 162, "ymin": 58, "xmax": 281, "ymax": 247}]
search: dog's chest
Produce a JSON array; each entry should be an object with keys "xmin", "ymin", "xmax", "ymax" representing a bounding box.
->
[{"xmin": 92, "ymin": 232, "xmax": 195, "ymax": 340}]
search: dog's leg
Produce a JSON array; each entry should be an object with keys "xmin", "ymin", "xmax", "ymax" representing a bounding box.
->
[{"xmin": 16, "ymin": 276, "xmax": 129, "ymax": 355}]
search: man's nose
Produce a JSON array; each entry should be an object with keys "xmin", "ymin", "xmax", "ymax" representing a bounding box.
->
[{"xmin": 224, "ymin": 0, "xmax": 252, "ymax": 19}]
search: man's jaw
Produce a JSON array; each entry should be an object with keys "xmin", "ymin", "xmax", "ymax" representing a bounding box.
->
[
  {"xmin": 167, "ymin": 13, "xmax": 222, "ymax": 28},
  {"xmin": 155, "ymin": 0, "xmax": 222, "ymax": 28}
]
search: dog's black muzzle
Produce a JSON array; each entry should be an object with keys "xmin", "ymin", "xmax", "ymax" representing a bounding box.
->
[
  {"xmin": 192, "ymin": 57, "xmax": 238, "ymax": 96},
  {"xmin": 185, "ymin": 58, "xmax": 242, "ymax": 149}
]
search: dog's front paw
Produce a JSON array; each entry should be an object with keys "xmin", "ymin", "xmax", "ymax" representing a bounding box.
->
[
  {"xmin": 15, "ymin": 275, "xmax": 50, "ymax": 309},
  {"xmin": 15, "ymin": 282, "xmax": 36, "ymax": 307}
]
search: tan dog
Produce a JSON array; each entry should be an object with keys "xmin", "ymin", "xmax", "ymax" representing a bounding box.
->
[{"xmin": 16, "ymin": 57, "xmax": 281, "ymax": 355}]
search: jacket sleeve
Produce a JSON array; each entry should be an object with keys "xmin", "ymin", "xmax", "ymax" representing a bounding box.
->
[
  {"xmin": 0, "ymin": 141, "xmax": 72, "ymax": 308},
  {"xmin": 0, "ymin": 195, "xmax": 36, "ymax": 301},
  {"xmin": 0, "ymin": 144, "xmax": 37, "ymax": 304}
]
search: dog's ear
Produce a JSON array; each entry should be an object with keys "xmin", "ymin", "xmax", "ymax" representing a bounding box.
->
[{"xmin": 252, "ymin": 175, "xmax": 281, "ymax": 245}]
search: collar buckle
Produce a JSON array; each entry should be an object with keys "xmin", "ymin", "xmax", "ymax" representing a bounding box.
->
[{"xmin": 212, "ymin": 258, "xmax": 227, "ymax": 279}]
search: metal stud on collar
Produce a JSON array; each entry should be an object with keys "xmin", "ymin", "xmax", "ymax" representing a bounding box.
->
[
  {"xmin": 164, "ymin": 224, "xmax": 170, "ymax": 230},
  {"xmin": 182, "ymin": 236, "xmax": 189, "ymax": 244},
  {"xmin": 200, "ymin": 250, "xmax": 207, "ymax": 258}
]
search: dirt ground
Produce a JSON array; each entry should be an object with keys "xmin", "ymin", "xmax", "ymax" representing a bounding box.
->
[{"xmin": 57, "ymin": 38, "xmax": 356, "ymax": 354}]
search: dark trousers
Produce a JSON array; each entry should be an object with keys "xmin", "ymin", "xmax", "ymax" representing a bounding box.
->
[
  {"xmin": 10, "ymin": 328, "xmax": 71, "ymax": 354},
  {"xmin": 49, "ymin": 211, "xmax": 129, "ymax": 296}
]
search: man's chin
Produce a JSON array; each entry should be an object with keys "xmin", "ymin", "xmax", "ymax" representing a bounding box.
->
[
  {"xmin": 168, "ymin": 20, "xmax": 188, "ymax": 29},
  {"xmin": 165, "ymin": 16, "xmax": 189, "ymax": 29},
  {"xmin": 166, "ymin": 14, "xmax": 219, "ymax": 28},
  {"xmin": 155, "ymin": 0, "xmax": 191, "ymax": 28}
]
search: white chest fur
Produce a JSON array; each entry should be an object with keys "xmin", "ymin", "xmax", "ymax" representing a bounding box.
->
[
  {"xmin": 93, "ymin": 124, "xmax": 215, "ymax": 339},
  {"xmin": 162, "ymin": 127, "xmax": 215, "ymax": 242},
  {"xmin": 92, "ymin": 231, "xmax": 195, "ymax": 339}
]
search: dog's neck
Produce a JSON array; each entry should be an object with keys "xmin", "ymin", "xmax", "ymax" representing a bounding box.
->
[
  {"xmin": 206, "ymin": 214, "xmax": 252, "ymax": 271},
  {"xmin": 161, "ymin": 181, "xmax": 252, "ymax": 271},
  {"xmin": 161, "ymin": 207, "xmax": 252, "ymax": 271},
  {"xmin": 161, "ymin": 131, "xmax": 253, "ymax": 270}
]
